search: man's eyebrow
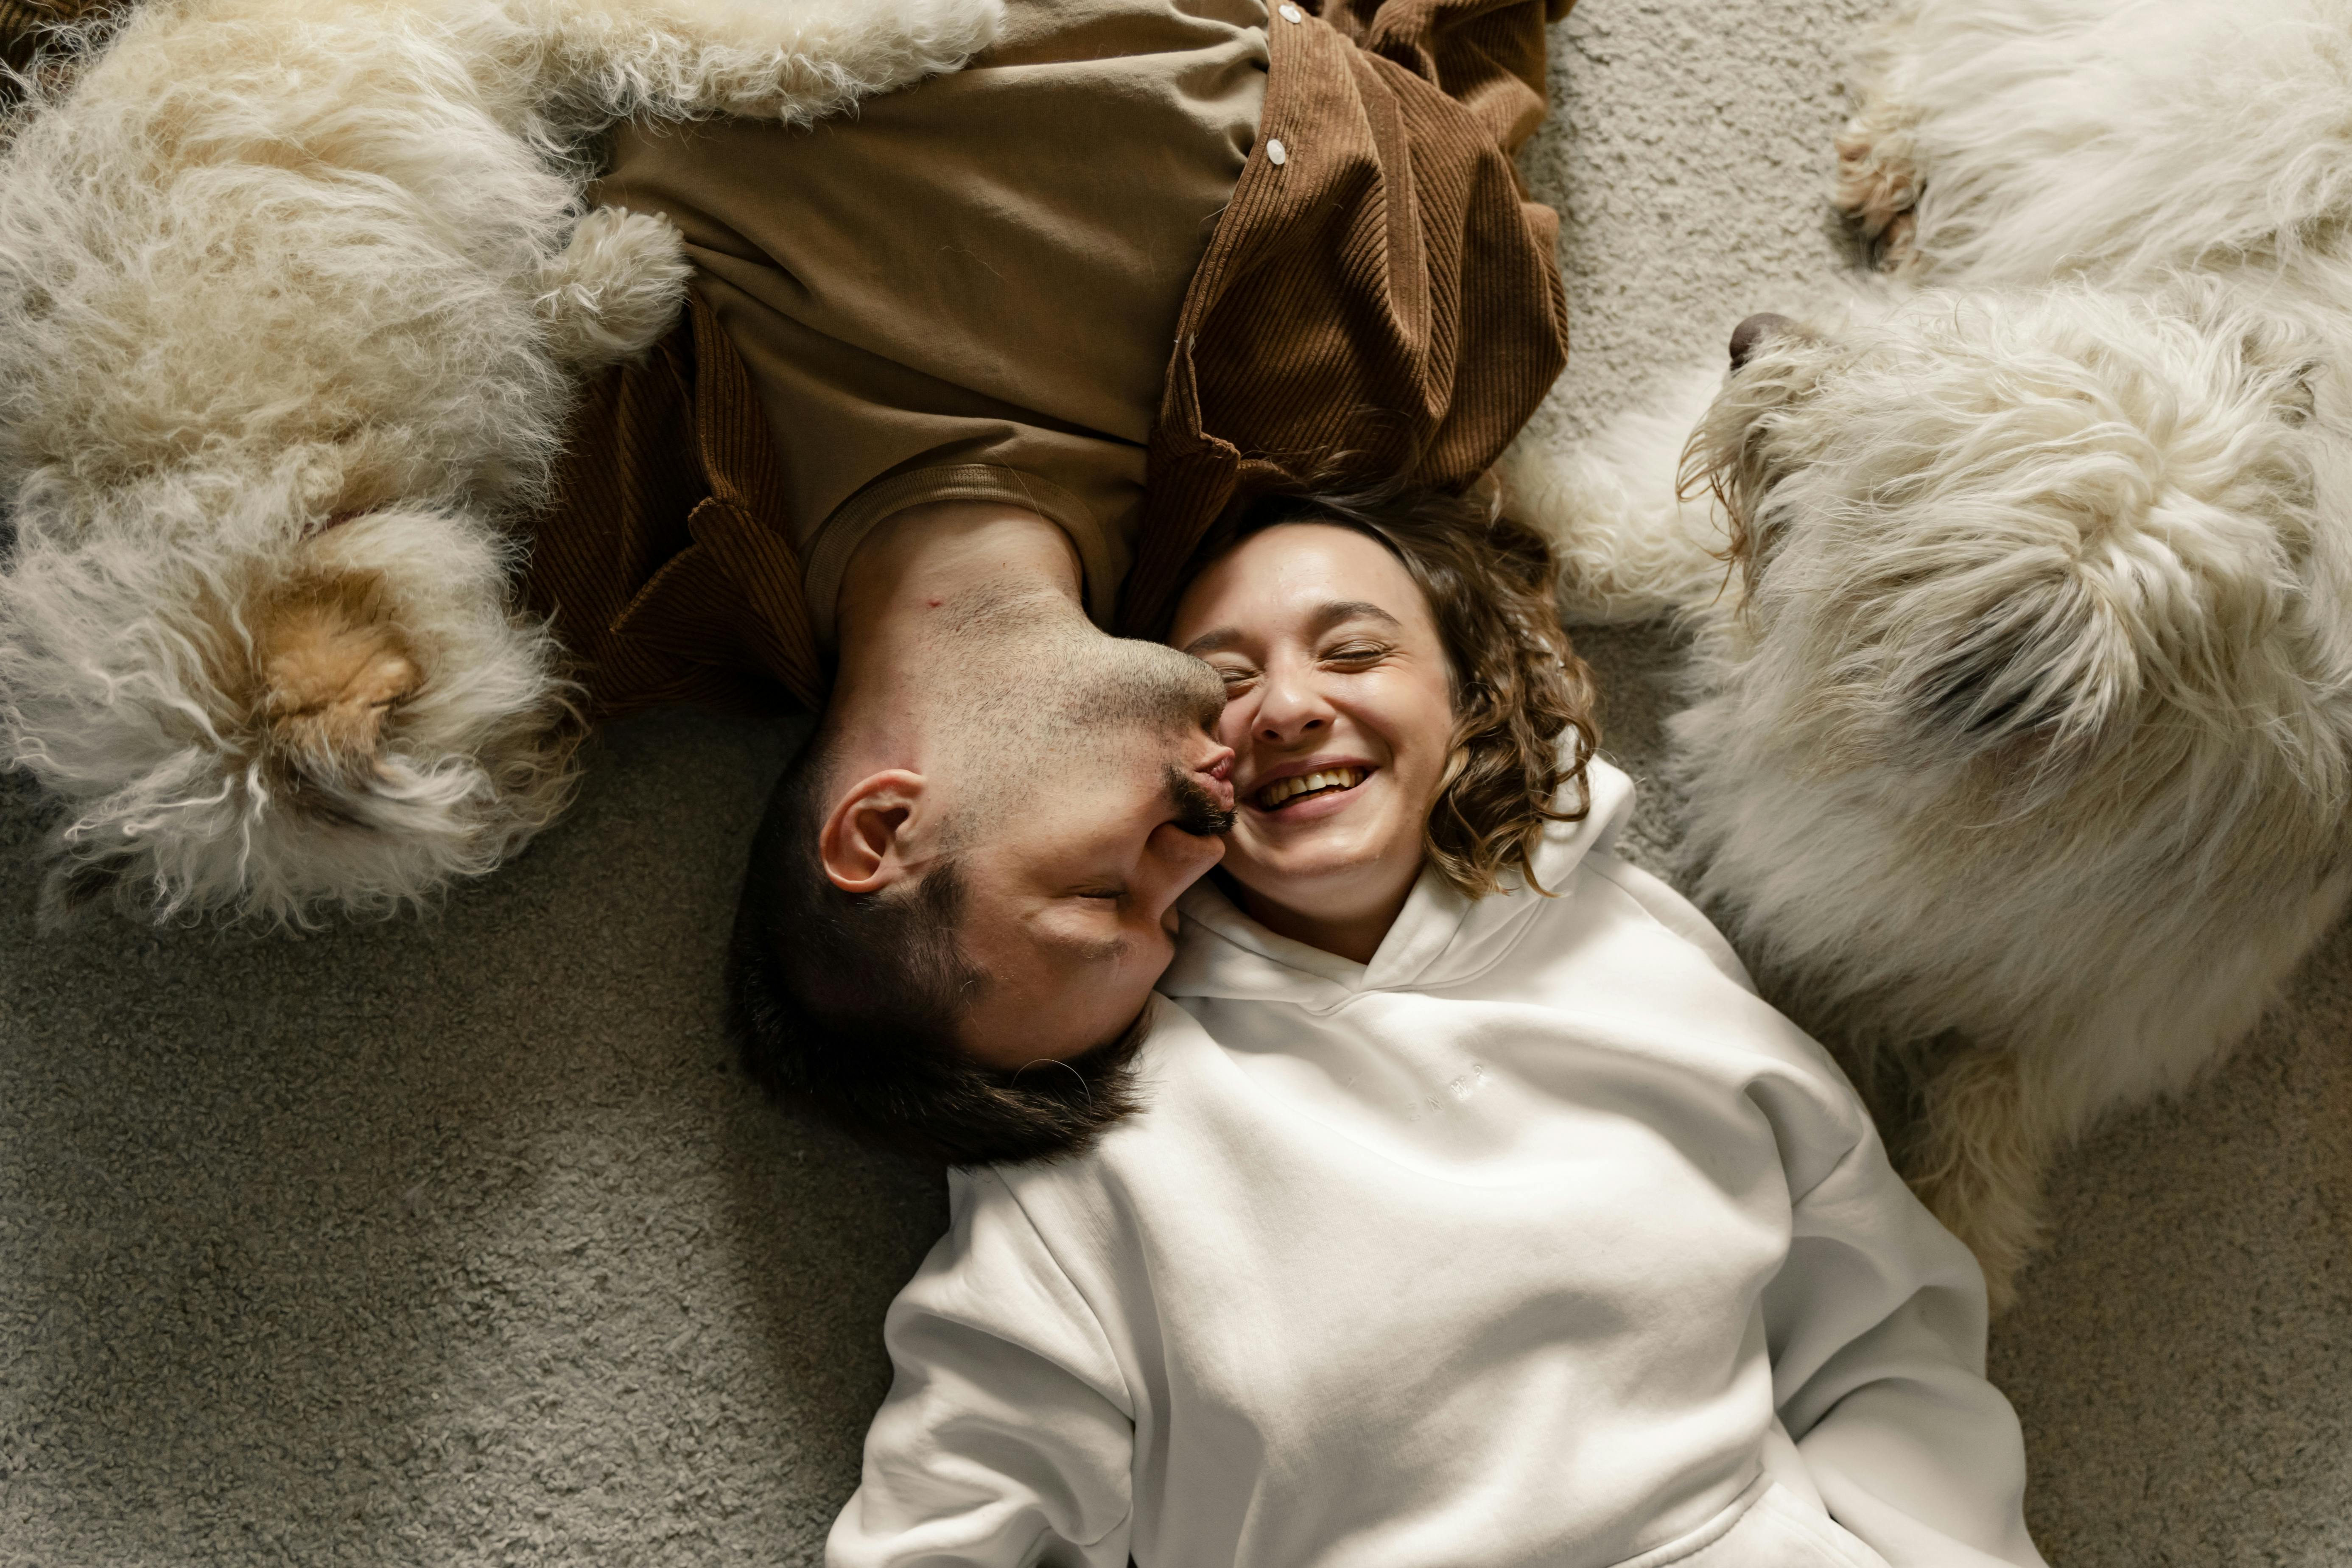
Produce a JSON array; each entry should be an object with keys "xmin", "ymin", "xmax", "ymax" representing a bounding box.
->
[
  {"xmin": 1038, "ymin": 925, "xmax": 1128, "ymax": 965},
  {"xmin": 1181, "ymin": 600, "xmax": 1402, "ymax": 657}
]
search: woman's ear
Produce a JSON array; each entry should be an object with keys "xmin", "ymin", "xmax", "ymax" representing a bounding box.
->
[{"xmin": 817, "ymin": 769, "xmax": 933, "ymax": 894}]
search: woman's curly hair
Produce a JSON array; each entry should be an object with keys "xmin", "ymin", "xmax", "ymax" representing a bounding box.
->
[{"xmin": 1181, "ymin": 481, "xmax": 1602, "ymax": 899}]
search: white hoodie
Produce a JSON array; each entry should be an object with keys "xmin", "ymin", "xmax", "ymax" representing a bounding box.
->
[{"xmin": 828, "ymin": 761, "xmax": 2047, "ymax": 1568}]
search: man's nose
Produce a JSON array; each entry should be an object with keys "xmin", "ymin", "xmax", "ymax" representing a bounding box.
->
[{"xmin": 1143, "ymin": 820, "xmax": 1225, "ymax": 917}]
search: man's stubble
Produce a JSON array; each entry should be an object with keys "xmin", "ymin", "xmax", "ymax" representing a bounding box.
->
[{"xmin": 928, "ymin": 606, "xmax": 1229, "ymax": 839}]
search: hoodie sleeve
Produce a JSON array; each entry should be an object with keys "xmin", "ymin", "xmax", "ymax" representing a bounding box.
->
[
  {"xmin": 1761, "ymin": 1121, "xmax": 2049, "ymax": 1568},
  {"xmin": 828, "ymin": 1171, "xmax": 1137, "ymax": 1568}
]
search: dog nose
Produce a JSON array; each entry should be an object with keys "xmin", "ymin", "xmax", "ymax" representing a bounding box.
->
[{"xmin": 1729, "ymin": 313, "xmax": 1795, "ymax": 370}]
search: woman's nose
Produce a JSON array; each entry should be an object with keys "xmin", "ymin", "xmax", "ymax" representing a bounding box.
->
[{"xmin": 1253, "ymin": 662, "xmax": 1335, "ymax": 743}]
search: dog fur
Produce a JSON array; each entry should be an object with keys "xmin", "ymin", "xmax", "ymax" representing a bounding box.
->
[
  {"xmin": 0, "ymin": 0, "xmax": 1002, "ymax": 924},
  {"xmin": 1499, "ymin": 0, "xmax": 2352, "ymax": 1306}
]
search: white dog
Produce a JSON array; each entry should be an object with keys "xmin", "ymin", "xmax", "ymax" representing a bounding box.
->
[
  {"xmin": 1502, "ymin": 0, "xmax": 2352, "ymax": 1306},
  {"xmin": 0, "ymin": 0, "xmax": 999, "ymax": 924}
]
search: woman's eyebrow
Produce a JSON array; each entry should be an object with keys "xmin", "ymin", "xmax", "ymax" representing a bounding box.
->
[
  {"xmin": 1181, "ymin": 626, "xmax": 1247, "ymax": 656},
  {"xmin": 1182, "ymin": 601, "xmax": 1401, "ymax": 657},
  {"xmin": 1309, "ymin": 600, "xmax": 1402, "ymax": 634}
]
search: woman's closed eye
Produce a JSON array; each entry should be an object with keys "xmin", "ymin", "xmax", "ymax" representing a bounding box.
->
[
  {"xmin": 1209, "ymin": 660, "xmax": 1261, "ymax": 693},
  {"xmin": 1320, "ymin": 640, "xmax": 1391, "ymax": 667}
]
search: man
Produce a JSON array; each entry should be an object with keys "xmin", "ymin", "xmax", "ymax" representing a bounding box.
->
[
  {"xmin": 527, "ymin": 0, "xmax": 1574, "ymax": 1157},
  {"xmin": 725, "ymin": 497, "xmax": 1242, "ymax": 1163}
]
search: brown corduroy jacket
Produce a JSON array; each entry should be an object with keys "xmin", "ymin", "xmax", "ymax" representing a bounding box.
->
[
  {"xmin": 529, "ymin": 0, "xmax": 1575, "ymax": 717},
  {"xmin": 0, "ymin": 0, "xmax": 1575, "ymax": 716}
]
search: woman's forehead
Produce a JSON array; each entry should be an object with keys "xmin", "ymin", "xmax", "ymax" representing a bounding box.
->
[{"xmin": 1175, "ymin": 523, "xmax": 1429, "ymax": 640}]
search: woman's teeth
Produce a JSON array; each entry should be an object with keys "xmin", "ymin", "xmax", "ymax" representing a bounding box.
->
[{"xmin": 1257, "ymin": 767, "xmax": 1368, "ymax": 809}]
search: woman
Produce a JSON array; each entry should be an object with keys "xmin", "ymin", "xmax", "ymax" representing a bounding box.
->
[
  {"xmin": 1164, "ymin": 486, "xmax": 1600, "ymax": 963},
  {"xmin": 828, "ymin": 494, "xmax": 2047, "ymax": 1568}
]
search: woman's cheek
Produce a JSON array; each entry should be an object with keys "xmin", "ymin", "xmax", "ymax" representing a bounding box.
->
[{"xmin": 1216, "ymin": 691, "xmax": 1254, "ymax": 751}]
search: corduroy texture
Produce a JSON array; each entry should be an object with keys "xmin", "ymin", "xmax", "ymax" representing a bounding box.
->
[
  {"xmin": 528, "ymin": 0, "xmax": 1575, "ymax": 715},
  {"xmin": 526, "ymin": 291, "xmax": 825, "ymax": 715},
  {"xmin": 0, "ymin": 0, "xmax": 85, "ymax": 56},
  {"xmin": 0, "ymin": 0, "xmax": 104, "ymax": 98},
  {"xmin": 1121, "ymin": 0, "xmax": 1575, "ymax": 639},
  {"xmin": 0, "ymin": 0, "xmax": 45, "ymax": 68}
]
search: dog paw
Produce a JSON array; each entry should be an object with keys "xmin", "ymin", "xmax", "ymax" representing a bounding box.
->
[
  {"xmin": 1913, "ymin": 1169, "xmax": 2030, "ymax": 1316},
  {"xmin": 1870, "ymin": 209, "xmax": 1918, "ymax": 276},
  {"xmin": 254, "ymin": 573, "xmax": 421, "ymax": 774},
  {"xmin": 1833, "ymin": 103, "xmax": 1923, "ymax": 274},
  {"xmin": 1906, "ymin": 1046, "xmax": 2054, "ymax": 1314},
  {"xmin": 534, "ymin": 206, "xmax": 692, "ymax": 369},
  {"xmin": 0, "ymin": 490, "xmax": 582, "ymax": 925}
]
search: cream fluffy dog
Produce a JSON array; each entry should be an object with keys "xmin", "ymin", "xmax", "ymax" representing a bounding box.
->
[
  {"xmin": 1502, "ymin": 0, "xmax": 2352, "ymax": 1305},
  {"xmin": 0, "ymin": 0, "xmax": 999, "ymax": 923}
]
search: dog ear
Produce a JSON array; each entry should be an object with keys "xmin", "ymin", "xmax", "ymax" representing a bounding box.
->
[
  {"xmin": 1892, "ymin": 498, "xmax": 2300, "ymax": 785},
  {"xmin": 1884, "ymin": 553, "xmax": 2149, "ymax": 782},
  {"xmin": 1905, "ymin": 608, "xmax": 2115, "ymax": 757}
]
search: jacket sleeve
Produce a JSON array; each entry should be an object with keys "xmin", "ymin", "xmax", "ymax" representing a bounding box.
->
[
  {"xmin": 1762, "ymin": 1123, "xmax": 2050, "ymax": 1568},
  {"xmin": 827, "ymin": 1171, "xmax": 1137, "ymax": 1568}
]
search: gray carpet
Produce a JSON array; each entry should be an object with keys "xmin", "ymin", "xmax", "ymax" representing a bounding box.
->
[{"xmin": 3, "ymin": 2, "xmax": 2347, "ymax": 1563}]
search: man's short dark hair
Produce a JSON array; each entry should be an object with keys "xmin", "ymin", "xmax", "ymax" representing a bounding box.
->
[{"xmin": 727, "ymin": 733, "xmax": 1145, "ymax": 1166}]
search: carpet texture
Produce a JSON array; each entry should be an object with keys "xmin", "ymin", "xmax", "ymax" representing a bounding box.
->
[{"xmin": 3, "ymin": 2, "xmax": 2347, "ymax": 1563}]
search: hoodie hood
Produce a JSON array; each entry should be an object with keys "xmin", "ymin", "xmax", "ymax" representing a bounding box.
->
[{"xmin": 1162, "ymin": 757, "xmax": 1637, "ymax": 1007}]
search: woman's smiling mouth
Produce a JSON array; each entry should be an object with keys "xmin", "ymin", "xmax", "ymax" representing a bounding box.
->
[{"xmin": 1254, "ymin": 766, "xmax": 1373, "ymax": 811}]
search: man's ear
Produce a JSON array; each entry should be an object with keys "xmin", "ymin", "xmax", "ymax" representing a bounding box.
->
[{"xmin": 817, "ymin": 769, "xmax": 934, "ymax": 894}]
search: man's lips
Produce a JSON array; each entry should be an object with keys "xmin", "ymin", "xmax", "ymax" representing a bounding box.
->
[{"xmin": 1196, "ymin": 748, "xmax": 1236, "ymax": 812}]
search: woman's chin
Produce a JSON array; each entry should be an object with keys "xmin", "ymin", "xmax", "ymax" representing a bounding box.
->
[
  {"xmin": 1224, "ymin": 827, "xmax": 1412, "ymax": 911},
  {"xmin": 1223, "ymin": 771, "xmax": 1435, "ymax": 910}
]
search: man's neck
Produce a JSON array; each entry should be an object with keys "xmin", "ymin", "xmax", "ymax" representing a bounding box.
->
[{"xmin": 825, "ymin": 503, "xmax": 1089, "ymax": 771}]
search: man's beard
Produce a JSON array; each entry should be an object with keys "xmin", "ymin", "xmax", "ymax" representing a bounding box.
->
[{"xmin": 1163, "ymin": 763, "xmax": 1237, "ymax": 837}]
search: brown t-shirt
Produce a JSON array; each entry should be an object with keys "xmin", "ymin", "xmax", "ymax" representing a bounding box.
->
[
  {"xmin": 532, "ymin": 0, "xmax": 1574, "ymax": 716},
  {"xmin": 590, "ymin": 0, "xmax": 1268, "ymax": 645}
]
